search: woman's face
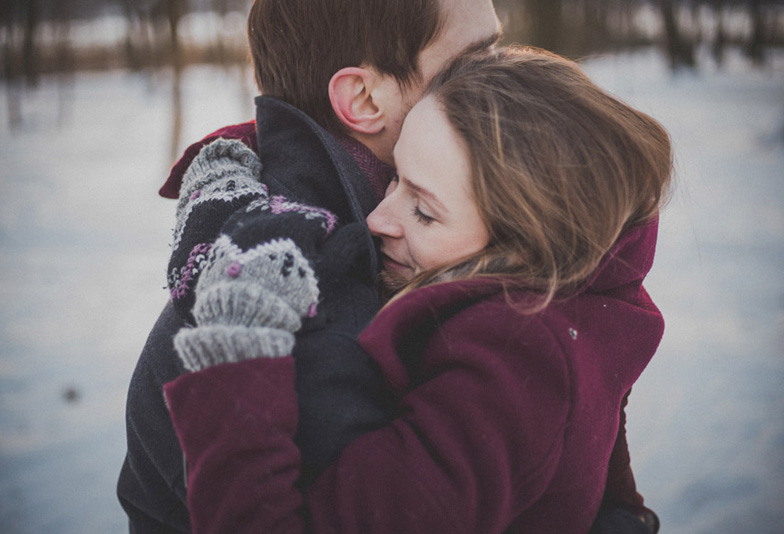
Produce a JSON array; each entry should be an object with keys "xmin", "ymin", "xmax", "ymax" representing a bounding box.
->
[{"xmin": 366, "ymin": 96, "xmax": 490, "ymax": 287}]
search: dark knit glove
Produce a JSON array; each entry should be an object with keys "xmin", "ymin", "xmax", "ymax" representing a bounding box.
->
[
  {"xmin": 167, "ymin": 137, "xmax": 339, "ymax": 323},
  {"xmin": 174, "ymin": 237, "xmax": 320, "ymax": 371},
  {"xmin": 317, "ymin": 222, "xmax": 373, "ymax": 279},
  {"xmin": 168, "ymin": 139, "xmax": 267, "ymax": 317},
  {"xmin": 220, "ymin": 192, "xmax": 337, "ymax": 263},
  {"xmin": 168, "ymin": 137, "xmax": 343, "ymax": 371}
]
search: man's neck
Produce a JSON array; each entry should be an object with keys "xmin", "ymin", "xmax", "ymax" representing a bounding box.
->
[{"xmin": 333, "ymin": 133, "xmax": 396, "ymax": 204}]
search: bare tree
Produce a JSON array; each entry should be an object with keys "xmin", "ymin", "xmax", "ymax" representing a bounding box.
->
[
  {"xmin": 165, "ymin": 0, "xmax": 186, "ymax": 162},
  {"xmin": 582, "ymin": 0, "xmax": 609, "ymax": 50},
  {"xmin": 165, "ymin": 0, "xmax": 184, "ymax": 68},
  {"xmin": 49, "ymin": 0, "xmax": 75, "ymax": 127},
  {"xmin": 21, "ymin": 0, "xmax": 41, "ymax": 86},
  {"xmin": 210, "ymin": 0, "xmax": 230, "ymax": 65},
  {"xmin": 712, "ymin": 0, "xmax": 727, "ymax": 65},
  {"xmin": 525, "ymin": 0, "xmax": 564, "ymax": 52},
  {"xmin": 659, "ymin": 0, "xmax": 696, "ymax": 68},
  {"xmin": 1, "ymin": 0, "xmax": 23, "ymax": 127},
  {"xmin": 746, "ymin": 0, "xmax": 765, "ymax": 64},
  {"xmin": 120, "ymin": 0, "xmax": 144, "ymax": 70}
]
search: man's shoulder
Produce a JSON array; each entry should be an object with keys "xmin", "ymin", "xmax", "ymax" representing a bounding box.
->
[
  {"xmin": 132, "ymin": 301, "xmax": 188, "ymax": 390},
  {"xmin": 159, "ymin": 120, "xmax": 257, "ymax": 199}
]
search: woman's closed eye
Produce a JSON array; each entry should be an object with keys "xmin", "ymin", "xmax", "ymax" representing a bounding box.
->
[{"xmin": 412, "ymin": 205, "xmax": 435, "ymax": 225}]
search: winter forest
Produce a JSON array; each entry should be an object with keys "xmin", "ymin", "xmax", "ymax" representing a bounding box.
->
[
  {"xmin": 3, "ymin": 0, "xmax": 783, "ymax": 152},
  {"xmin": 1, "ymin": 1, "xmax": 783, "ymax": 533}
]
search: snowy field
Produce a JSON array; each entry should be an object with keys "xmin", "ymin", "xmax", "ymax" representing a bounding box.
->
[{"xmin": 1, "ymin": 47, "xmax": 782, "ymax": 533}]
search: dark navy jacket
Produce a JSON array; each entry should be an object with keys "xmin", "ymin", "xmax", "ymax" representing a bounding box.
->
[{"xmin": 117, "ymin": 97, "xmax": 391, "ymax": 532}]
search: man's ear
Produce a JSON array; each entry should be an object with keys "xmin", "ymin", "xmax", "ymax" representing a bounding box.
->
[{"xmin": 328, "ymin": 67, "xmax": 385, "ymax": 135}]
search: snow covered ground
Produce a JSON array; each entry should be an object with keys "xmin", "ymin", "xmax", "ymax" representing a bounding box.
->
[
  {"xmin": 0, "ymin": 47, "xmax": 782, "ymax": 533},
  {"xmin": 583, "ymin": 48, "xmax": 784, "ymax": 534}
]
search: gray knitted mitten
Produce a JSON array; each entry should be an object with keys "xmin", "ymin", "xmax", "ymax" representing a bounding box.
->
[
  {"xmin": 174, "ymin": 236, "xmax": 320, "ymax": 372},
  {"xmin": 168, "ymin": 139, "xmax": 269, "ymax": 317},
  {"xmin": 175, "ymin": 138, "xmax": 263, "ymax": 226}
]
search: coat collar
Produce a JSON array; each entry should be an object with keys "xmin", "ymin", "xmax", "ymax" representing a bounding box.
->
[
  {"xmin": 254, "ymin": 96, "xmax": 380, "ymax": 277},
  {"xmin": 160, "ymin": 97, "xmax": 381, "ymax": 278},
  {"xmin": 372, "ymin": 218, "xmax": 661, "ymax": 324},
  {"xmin": 254, "ymin": 97, "xmax": 378, "ymax": 224},
  {"xmin": 583, "ymin": 217, "xmax": 659, "ymax": 294}
]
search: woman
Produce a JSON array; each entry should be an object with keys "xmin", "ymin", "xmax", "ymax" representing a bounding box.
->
[{"xmin": 165, "ymin": 46, "xmax": 671, "ymax": 533}]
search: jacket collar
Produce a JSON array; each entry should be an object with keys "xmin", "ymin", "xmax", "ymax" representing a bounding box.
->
[
  {"xmin": 584, "ymin": 217, "xmax": 659, "ymax": 294},
  {"xmin": 255, "ymin": 97, "xmax": 380, "ymax": 277},
  {"xmin": 255, "ymin": 97, "xmax": 376, "ymax": 223},
  {"xmin": 374, "ymin": 218, "xmax": 661, "ymax": 322}
]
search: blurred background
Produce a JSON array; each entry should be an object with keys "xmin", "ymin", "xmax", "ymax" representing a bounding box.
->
[{"xmin": 1, "ymin": 1, "xmax": 783, "ymax": 532}]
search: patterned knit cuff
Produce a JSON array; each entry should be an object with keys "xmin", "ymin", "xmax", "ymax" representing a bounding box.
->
[
  {"xmin": 176, "ymin": 138, "xmax": 263, "ymax": 216},
  {"xmin": 174, "ymin": 325, "xmax": 294, "ymax": 372}
]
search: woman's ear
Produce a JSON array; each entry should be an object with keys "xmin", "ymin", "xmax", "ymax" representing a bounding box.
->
[{"xmin": 329, "ymin": 67, "xmax": 385, "ymax": 135}]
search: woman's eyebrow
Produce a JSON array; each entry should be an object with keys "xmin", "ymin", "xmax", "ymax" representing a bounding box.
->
[{"xmin": 401, "ymin": 176, "xmax": 447, "ymax": 213}]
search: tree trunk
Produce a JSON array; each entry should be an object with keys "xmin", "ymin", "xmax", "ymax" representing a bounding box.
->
[
  {"xmin": 526, "ymin": 0, "xmax": 563, "ymax": 53},
  {"xmin": 659, "ymin": 0, "xmax": 695, "ymax": 69},
  {"xmin": 166, "ymin": 0, "xmax": 185, "ymax": 161},
  {"xmin": 747, "ymin": 0, "xmax": 765, "ymax": 64},
  {"xmin": 583, "ymin": 0, "xmax": 608, "ymax": 51},
  {"xmin": 712, "ymin": 0, "xmax": 726, "ymax": 65},
  {"xmin": 166, "ymin": 0, "xmax": 184, "ymax": 69},
  {"xmin": 2, "ymin": 0, "xmax": 22, "ymax": 128},
  {"xmin": 22, "ymin": 0, "xmax": 40, "ymax": 86}
]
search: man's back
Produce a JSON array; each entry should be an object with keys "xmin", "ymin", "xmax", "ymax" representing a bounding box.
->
[
  {"xmin": 119, "ymin": 302, "xmax": 191, "ymax": 532},
  {"xmin": 118, "ymin": 99, "xmax": 392, "ymax": 531}
]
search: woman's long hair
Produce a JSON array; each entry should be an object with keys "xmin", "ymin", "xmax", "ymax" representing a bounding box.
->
[{"xmin": 388, "ymin": 47, "xmax": 673, "ymax": 312}]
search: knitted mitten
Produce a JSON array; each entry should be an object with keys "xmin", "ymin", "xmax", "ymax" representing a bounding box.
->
[
  {"xmin": 167, "ymin": 137, "xmax": 339, "ymax": 323},
  {"xmin": 176, "ymin": 138, "xmax": 262, "ymax": 216},
  {"xmin": 168, "ymin": 138, "xmax": 268, "ymax": 317},
  {"xmin": 174, "ymin": 236, "xmax": 320, "ymax": 371}
]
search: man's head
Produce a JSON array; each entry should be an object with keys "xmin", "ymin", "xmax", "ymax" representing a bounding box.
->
[{"xmin": 248, "ymin": 0, "xmax": 501, "ymax": 164}]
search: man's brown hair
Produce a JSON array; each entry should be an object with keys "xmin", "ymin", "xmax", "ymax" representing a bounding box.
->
[{"xmin": 248, "ymin": 0, "xmax": 443, "ymax": 133}]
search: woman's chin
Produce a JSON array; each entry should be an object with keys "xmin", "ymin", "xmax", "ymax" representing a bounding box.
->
[{"xmin": 378, "ymin": 268, "xmax": 413, "ymax": 301}]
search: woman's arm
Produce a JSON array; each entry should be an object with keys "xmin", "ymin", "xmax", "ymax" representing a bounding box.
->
[
  {"xmin": 165, "ymin": 305, "xmax": 572, "ymax": 534},
  {"xmin": 165, "ymin": 358, "xmax": 305, "ymax": 533}
]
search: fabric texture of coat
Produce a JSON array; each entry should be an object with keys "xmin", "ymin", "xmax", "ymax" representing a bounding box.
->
[{"xmin": 163, "ymin": 218, "xmax": 664, "ymax": 534}]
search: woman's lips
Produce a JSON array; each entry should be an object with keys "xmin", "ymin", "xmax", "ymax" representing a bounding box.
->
[{"xmin": 380, "ymin": 252, "xmax": 411, "ymax": 272}]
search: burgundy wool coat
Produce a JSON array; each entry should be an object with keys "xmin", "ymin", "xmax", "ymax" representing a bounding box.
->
[{"xmin": 164, "ymin": 219, "xmax": 663, "ymax": 534}]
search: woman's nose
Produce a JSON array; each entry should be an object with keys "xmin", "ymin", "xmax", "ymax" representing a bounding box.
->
[{"xmin": 367, "ymin": 197, "xmax": 402, "ymax": 238}]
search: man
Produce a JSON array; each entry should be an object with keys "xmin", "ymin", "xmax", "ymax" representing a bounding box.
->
[{"xmin": 118, "ymin": 0, "xmax": 502, "ymax": 532}]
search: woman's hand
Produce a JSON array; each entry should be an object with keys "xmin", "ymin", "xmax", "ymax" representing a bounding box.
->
[{"xmin": 174, "ymin": 237, "xmax": 320, "ymax": 371}]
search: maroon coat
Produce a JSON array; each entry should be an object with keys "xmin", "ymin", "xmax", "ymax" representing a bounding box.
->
[{"xmin": 164, "ymin": 219, "xmax": 663, "ymax": 534}]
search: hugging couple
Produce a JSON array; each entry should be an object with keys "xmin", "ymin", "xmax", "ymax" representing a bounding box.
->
[{"xmin": 118, "ymin": 1, "xmax": 670, "ymax": 533}]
